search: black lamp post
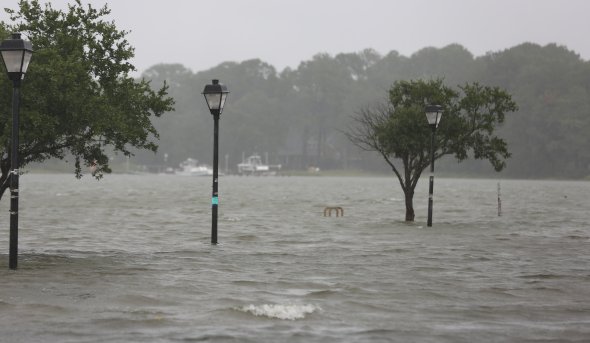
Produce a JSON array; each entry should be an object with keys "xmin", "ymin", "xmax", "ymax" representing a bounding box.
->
[
  {"xmin": 202, "ymin": 79, "xmax": 229, "ymax": 245},
  {"xmin": 425, "ymin": 104, "xmax": 443, "ymax": 227},
  {"xmin": 0, "ymin": 33, "xmax": 33, "ymax": 269}
]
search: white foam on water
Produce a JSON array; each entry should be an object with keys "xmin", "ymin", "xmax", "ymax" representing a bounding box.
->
[{"xmin": 237, "ymin": 303, "xmax": 321, "ymax": 320}]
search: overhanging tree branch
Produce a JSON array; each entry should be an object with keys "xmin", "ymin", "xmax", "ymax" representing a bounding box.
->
[{"xmin": 0, "ymin": 0, "xmax": 174, "ymax": 192}]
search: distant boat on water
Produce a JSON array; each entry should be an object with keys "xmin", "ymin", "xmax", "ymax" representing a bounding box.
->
[
  {"xmin": 237, "ymin": 154, "xmax": 281, "ymax": 175},
  {"xmin": 175, "ymin": 158, "xmax": 213, "ymax": 176}
]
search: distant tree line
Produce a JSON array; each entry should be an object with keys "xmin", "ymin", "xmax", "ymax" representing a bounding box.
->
[{"xmin": 127, "ymin": 44, "xmax": 590, "ymax": 179}]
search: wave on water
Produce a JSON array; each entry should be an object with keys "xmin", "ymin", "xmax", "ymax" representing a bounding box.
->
[{"xmin": 236, "ymin": 303, "xmax": 321, "ymax": 320}]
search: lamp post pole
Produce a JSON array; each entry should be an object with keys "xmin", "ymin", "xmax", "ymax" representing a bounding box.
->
[
  {"xmin": 427, "ymin": 124, "xmax": 436, "ymax": 227},
  {"xmin": 211, "ymin": 112, "xmax": 220, "ymax": 244},
  {"xmin": 1, "ymin": 33, "xmax": 33, "ymax": 269},
  {"xmin": 425, "ymin": 105, "xmax": 442, "ymax": 227},
  {"xmin": 8, "ymin": 77, "xmax": 21, "ymax": 269},
  {"xmin": 202, "ymin": 79, "xmax": 229, "ymax": 245}
]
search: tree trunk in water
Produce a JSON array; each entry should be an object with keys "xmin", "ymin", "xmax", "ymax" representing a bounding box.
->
[{"xmin": 404, "ymin": 190, "xmax": 415, "ymax": 221}]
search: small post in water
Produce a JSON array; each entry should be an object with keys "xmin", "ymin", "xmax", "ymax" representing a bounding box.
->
[{"xmin": 497, "ymin": 182, "xmax": 502, "ymax": 217}]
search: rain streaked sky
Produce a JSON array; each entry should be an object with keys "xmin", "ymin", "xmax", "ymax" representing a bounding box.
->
[{"xmin": 2, "ymin": 0, "xmax": 589, "ymax": 74}]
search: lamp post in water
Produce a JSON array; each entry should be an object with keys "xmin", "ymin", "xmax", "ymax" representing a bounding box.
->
[
  {"xmin": 202, "ymin": 79, "xmax": 229, "ymax": 245},
  {"xmin": 425, "ymin": 104, "xmax": 443, "ymax": 227},
  {"xmin": 0, "ymin": 33, "xmax": 33, "ymax": 269}
]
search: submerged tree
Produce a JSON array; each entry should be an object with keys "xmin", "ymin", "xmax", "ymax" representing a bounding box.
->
[
  {"xmin": 347, "ymin": 79, "xmax": 517, "ymax": 221},
  {"xmin": 0, "ymin": 0, "xmax": 174, "ymax": 199}
]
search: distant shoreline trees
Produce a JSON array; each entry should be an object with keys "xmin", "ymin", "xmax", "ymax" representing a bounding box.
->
[{"xmin": 138, "ymin": 43, "xmax": 588, "ymax": 179}]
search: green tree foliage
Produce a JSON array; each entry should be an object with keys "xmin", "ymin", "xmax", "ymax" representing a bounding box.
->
[
  {"xmin": 0, "ymin": 0, "xmax": 174, "ymax": 197},
  {"xmin": 346, "ymin": 79, "xmax": 517, "ymax": 221}
]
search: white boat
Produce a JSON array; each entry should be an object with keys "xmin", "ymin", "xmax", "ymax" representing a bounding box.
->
[
  {"xmin": 176, "ymin": 158, "xmax": 213, "ymax": 176},
  {"xmin": 237, "ymin": 155, "xmax": 270, "ymax": 175},
  {"xmin": 237, "ymin": 154, "xmax": 281, "ymax": 175}
]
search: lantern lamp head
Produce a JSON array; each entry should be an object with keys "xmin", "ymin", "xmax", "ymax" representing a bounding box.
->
[
  {"xmin": 425, "ymin": 104, "xmax": 443, "ymax": 128},
  {"xmin": 0, "ymin": 33, "xmax": 33, "ymax": 81},
  {"xmin": 202, "ymin": 79, "xmax": 229, "ymax": 115}
]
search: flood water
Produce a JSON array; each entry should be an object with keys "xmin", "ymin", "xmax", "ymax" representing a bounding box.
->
[{"xmin": 1, "ymin": 174, "xmax": 589, "ymax": 342}]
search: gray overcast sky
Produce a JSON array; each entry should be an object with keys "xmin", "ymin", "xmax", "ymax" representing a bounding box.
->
[{"xmin": 2, "ymin": 0, "xmax": 590, "ymax": 74}]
